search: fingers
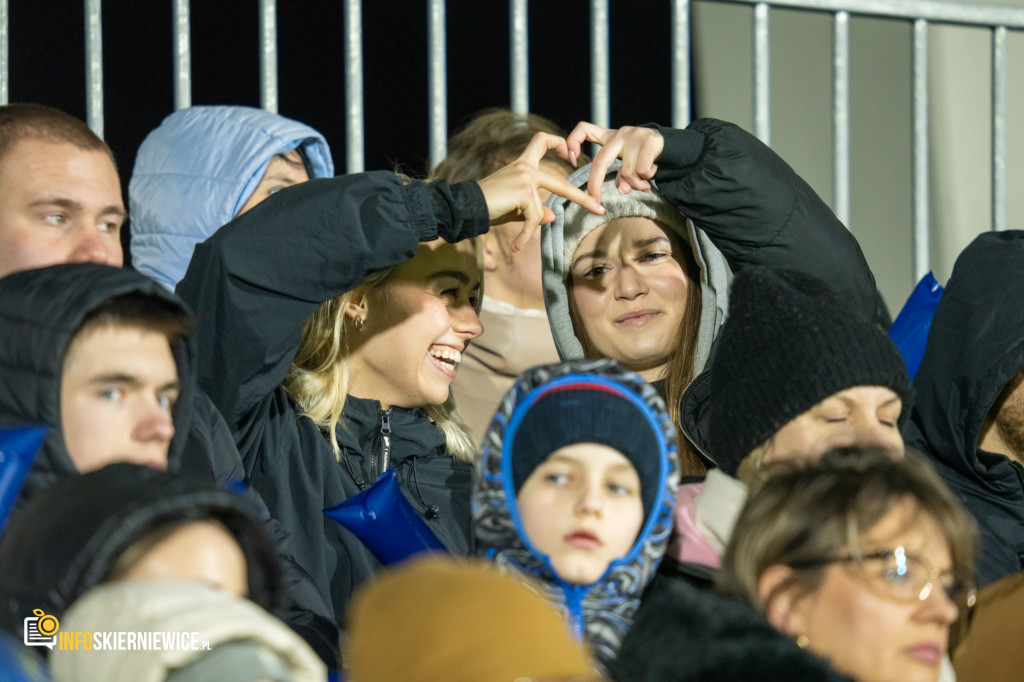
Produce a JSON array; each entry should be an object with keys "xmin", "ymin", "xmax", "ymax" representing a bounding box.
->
[
  {"xmin": 518, "ymin": 131, "xmax": 573, "ymax": 167},
  {"xmin": 567, "ymin": 123, "xmax": 665, "ymax": 203},
  {"xmin": 566, "ymin": 121, "xmax": 611, "ymax": 161},
  {"xmin": 508, "ymin": 164, "xmax": 603, "ymax": 253}
]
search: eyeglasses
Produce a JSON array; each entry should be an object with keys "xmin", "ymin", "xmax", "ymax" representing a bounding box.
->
[{"xmin": 789, "ymin": 546, "xmax": 976, "ymax": 610}]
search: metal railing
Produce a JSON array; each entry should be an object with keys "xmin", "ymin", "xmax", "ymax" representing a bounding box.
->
[{"xmin": 2, "ymin": 0, "xmax": 1022, "ymax": 283}]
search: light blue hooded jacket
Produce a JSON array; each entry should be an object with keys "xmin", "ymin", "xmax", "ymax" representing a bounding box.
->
[{"xmin": 129, "ymin": 105, "xmax": 334, "ymax": 291}]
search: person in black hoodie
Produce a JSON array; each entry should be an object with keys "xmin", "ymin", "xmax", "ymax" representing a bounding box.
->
[
  {"xmin": 175, "ymin": 132, "xmax": 602, "ymax": 632},
  {"xmin": 0, "ymin": 462, "xmax": 329, "ymax": 681},
  {"xmin": 0, "ymin": 263, "xmax": 339, "ymax": 664},
  {"xmin": 906, "ymin": 230, "xmax": 1024, "ymax": 589}
]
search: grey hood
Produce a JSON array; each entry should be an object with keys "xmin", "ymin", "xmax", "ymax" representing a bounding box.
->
[{"xmin": 541, "ymin": 160, "xmax": 730, "ymax": 375}]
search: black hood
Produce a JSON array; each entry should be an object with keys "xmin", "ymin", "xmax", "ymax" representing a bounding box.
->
[
  {"xmin": 906, "ymin": 231, "xmax": 1024, "ymax": 492},
  {"xmin": 0, "ymin": 463, "xmax": 282, "ymax": 640},
  {"xmin": 0, "ymin": 263, "xmax": 197, "ymax": 506}
]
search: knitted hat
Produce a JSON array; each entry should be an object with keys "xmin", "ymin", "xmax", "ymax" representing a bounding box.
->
[
  {"xmin": 707, "ymin": 267, "xmax": 912, "ymax": 475},
  {"xmin": 560, "ymin": 175, "xmax": 688, "ymax": 271},
  {"xmin": 509, "ymin": 377, "xmax": 662, "ymax": 520},
  {"xmin": 347, "ymin": 557, "xmax": 594, "ymax": 681}
]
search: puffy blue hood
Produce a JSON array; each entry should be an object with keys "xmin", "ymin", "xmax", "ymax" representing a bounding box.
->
[{"xmin": 129, "ymin": 105, "xmax": 333, "ymax": 291}]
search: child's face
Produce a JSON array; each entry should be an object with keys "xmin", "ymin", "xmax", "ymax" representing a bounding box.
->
[
  {"xmin": 60, "ymin": 324, "xmax": 180, "ymax": 473},
  {"xmin": 117, "ymin": 520, "xmax": 249, "ymax": 598},
  {"xmin": 516, "ymin": 443, "xmax": 644, "ymax": 584}
]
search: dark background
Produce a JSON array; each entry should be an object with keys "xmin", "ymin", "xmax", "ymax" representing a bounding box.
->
[{"xmin": 12, "ymin": 0, "xmax": 680, "ymax": 187}]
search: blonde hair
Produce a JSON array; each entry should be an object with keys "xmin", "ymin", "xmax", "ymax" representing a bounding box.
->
[{"xmin": 283, "ymin": 267, "xmax": 478, "ymax": 464}]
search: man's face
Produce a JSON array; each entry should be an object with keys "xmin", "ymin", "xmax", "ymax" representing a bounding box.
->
[
  {"xmin": 60, "ymin": 324, "xmax": 180, "ymax": 473},
  {"xmin": 0, "ymin": 138, "xmax": 125, "ymax": 279}
]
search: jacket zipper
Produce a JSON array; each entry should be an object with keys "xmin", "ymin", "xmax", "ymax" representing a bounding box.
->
[{"xmin": 377, "ymin": 407, "xmax": 393, "ymax": 478}]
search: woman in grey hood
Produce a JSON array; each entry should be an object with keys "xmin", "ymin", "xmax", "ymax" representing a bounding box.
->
[{"xmin": 542, "ymin": 120, "xmax": 878, "ymax": 476}]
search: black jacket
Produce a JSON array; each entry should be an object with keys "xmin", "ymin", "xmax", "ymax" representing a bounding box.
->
[
  {"xmin": 177, "ymin": 172, "xmax": 490, "ymax": 626},
  {"xmin": 650, "ymin": 119, "xmax": 876, "ymax": 324},
  {"xmin": 0, "ymin": 263, "xmax": 339, "ymax": 663},
  {"xmin": 905, "ymin": 230, "xmax": 1024, "ymax": 588},
  {"xmin": 611, "ymin": 577, "xmax": 852, "ymax": 682}
]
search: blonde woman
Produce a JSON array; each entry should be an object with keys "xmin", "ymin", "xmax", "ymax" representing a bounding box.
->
[{"xmin": 177, "ymin": 134, "xmax": 601, "ymax": 631}]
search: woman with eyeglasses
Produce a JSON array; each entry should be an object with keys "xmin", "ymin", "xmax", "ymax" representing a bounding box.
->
[
  {"xmin": 610, "ymin": 449, "xmax": 975, "ymax": 682},
  {"xmin": 717, "ymin": 449, "xmax": 977, "ymax": 682}
]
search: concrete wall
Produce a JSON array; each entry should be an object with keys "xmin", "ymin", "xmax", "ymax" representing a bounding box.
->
[{"xmin": 691, "ymin": 0, "xmax": 1024, "ymax": 315}]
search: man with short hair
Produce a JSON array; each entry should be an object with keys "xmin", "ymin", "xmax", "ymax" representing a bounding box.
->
[
  {"xmin": 906, "ymin": 230, "xmax": 1024, "ymax": 588},
  {"xmin": 0, "ymin": 103, "xmax": 125, "ymax": 278}
]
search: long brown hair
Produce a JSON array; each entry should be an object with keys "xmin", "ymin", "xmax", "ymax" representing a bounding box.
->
[{"xmin": 567, "ymin": 222, "xmax": 706, "ymax": 476}]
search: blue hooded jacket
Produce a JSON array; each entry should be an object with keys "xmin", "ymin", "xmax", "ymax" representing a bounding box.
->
[
  {"xmin": 129, "ymin": 105, "xmax": 333, "ymax": 291},
  {"xmin": 474, "ymin": 359, "xmax": 680, "ymax": 673}
]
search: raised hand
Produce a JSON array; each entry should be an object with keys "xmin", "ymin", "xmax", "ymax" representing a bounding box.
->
[
  {"xmin": 476, "ymin": 132, "xmax": 604, "ymax": 252},
  {"xmin": 566, "ymin": 122, "xmax": 665, "ymax": 205}
]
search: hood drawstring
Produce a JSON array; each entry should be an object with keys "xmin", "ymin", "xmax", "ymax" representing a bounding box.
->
[
  {"xmin": 409, "ymin": 457, "xmax": 440, "ymax": 520},
  {"xmin": 339, "ymin": 444, "xmax": 367, "ymax": 491}
]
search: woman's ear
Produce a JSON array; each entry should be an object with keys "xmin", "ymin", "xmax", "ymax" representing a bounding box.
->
[
  {"xmin": 759, "ymin": 564, "xmax": 807, "ymax": 635},
  {"xmin": 344, "ymin": 288, "xmax": 369, "ymax": 323},
  {"xmin": 480, "ymin": 231, "xmax": 499, "ymax": 273}
]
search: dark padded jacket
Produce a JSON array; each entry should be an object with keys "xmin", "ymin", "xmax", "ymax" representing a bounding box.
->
[
  {"xmin": 0, "ymin": 263, "xmax": 338, "ymax": 664},
  {"xmin": 905, "ymin": 230, "xmax": 1024, "ymax": 588},
  {"xmin": 610, "ymin": 577, "xmax": 852, "ymax": 682},
  {"xmin": 176, "ymin": 172, "xmax": 490, "ymax": 627}
]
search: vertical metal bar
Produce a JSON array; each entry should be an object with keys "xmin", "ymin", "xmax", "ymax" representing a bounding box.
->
[
  {"xmin": 672, "ymin": 0, "xmax": 691, "ymax": 128},
  {"xmin": 753, "ymin": 3, "xmax": 770, "ymax": 144},
  {"xmin": 832, "ymin": 11, "xmax": 850, "ymax": 228},
  {"xmin": 591, "ymin": 0, "xmax": 610, "ymax": 129},
  {"xmin": 259, "ymin": 0, "xmax": 278, "ymax": 113},
  {"xmin": 172, "ymin": 0, "xmax": 190, "ymax": 110},
  {"xmin": 510, "ymin": 0, "xmax": 528, "ymax": 115},
  {"xmin": 992, "ymin": 25, "xmax": 1007, "ymax": 231},
  {"xmin": 912, "ymin": 18, "xmax": 930, "ymax": 282},
  {"xmin": 84, "ymin": 0, "xmax": 104, "ymax": 138},
  {"xmin": 343, "ymin": 0, "xmax": 364, "ymax": 172},
  {"xmin": 0, "ymin": 0, "xmax": 8, "ymax": 104},
  {"xmin": 427, "ymin": 0, "xmax": 447, "ymax": 170}
]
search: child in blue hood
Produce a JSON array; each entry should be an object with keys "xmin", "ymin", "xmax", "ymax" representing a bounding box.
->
[{"xmin": 474, "ymin": 358, "xmax": 679, "ymax": 673}]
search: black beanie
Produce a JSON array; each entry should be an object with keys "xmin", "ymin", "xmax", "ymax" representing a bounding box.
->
[
  {"xmin": 510, "ymin": 378, "xmax": 662, "ymax": 520},
  {"xmin": 707, "ymin": 267, "xmax": 912, "ymax": 476}
]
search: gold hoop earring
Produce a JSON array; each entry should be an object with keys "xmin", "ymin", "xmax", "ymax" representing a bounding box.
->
[
  {"xmin": 795, "ymin": 635, "xmax": 809, "ymax": 649},
  {"xmin": 353, "ymin": 315, "xmax": 365, "ymax": 332}
]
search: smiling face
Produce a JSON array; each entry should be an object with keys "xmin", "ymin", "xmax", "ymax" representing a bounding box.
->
[
  {"xmin": 235, "ymin": 148, "xmax": 310, "ymax": 216},
  {"xmin": 0, "ymin": 138, "xmax": 125, "ymax": 278},
  {"xmin": 516, "ymin": 443, "xmax": 644, "ymax": 585},
  {"xmin": 346, "ymin": 238, "xmax": 483, "ymax": 409},
  {"xmin": 60, "ymin": 324, "xmax": 180, "ymax": 473},
  {"xmin": 769, "ymin": 500, "xmax": 960, "ymax": 682},
  {"xmin": 758, "ymin": 386, "xmax": 905, "ymax": 476},
  {"xmin": 569, "ymin": 217, "xmax": 691, "ymax": 381}
]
